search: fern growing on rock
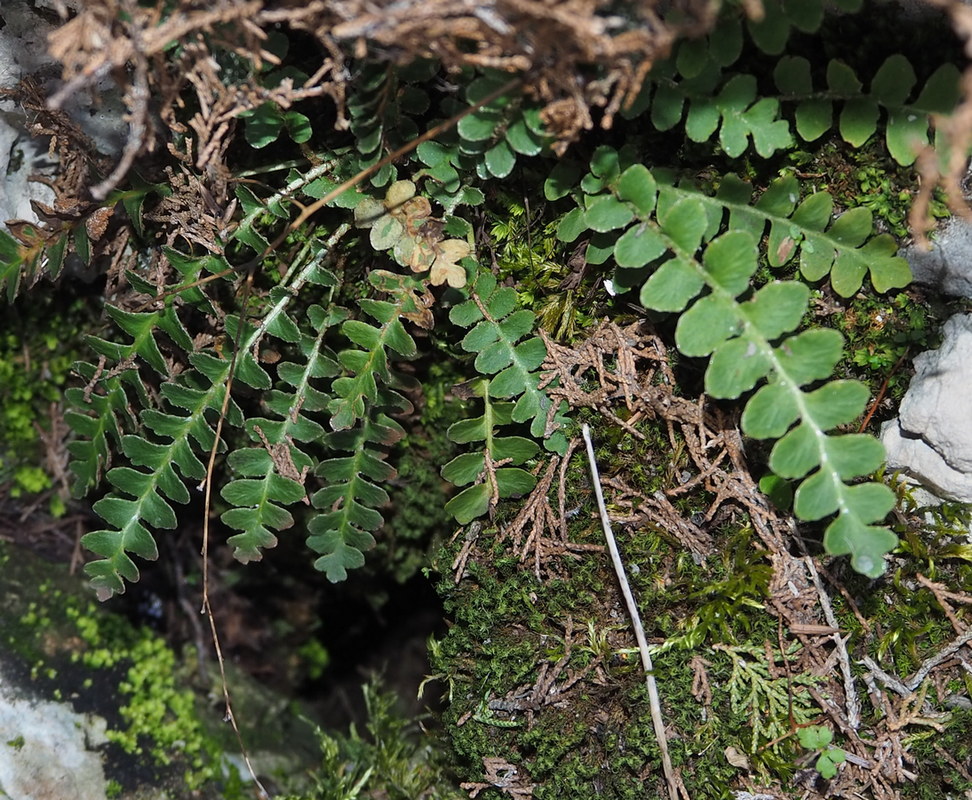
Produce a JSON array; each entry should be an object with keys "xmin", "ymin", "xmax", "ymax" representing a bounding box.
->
[{"xmin": 0, "ymin": 0, "xmax": 958, "ymax": 598}]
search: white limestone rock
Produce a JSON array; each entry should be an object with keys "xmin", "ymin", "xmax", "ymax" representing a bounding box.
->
[
  {"xmin": 0, "ymin": 0, "xmax": 128, "ymax": 229},
  {"xmin": 0, "ymin": 672, "xmax": 112, "ymax": 800},
  {"xmin": 881, "ymin": 313, "xmax": 972, "ymax": 502}
]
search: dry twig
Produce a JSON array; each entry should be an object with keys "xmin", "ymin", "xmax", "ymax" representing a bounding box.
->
[{"xmin": 805, "ymin": 556, "xmax": 861, "ymax": 729}]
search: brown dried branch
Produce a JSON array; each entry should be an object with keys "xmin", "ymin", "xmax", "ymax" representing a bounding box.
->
[
  {"xmin": 804, "ymin": 556, "xmax": 861, "ymax": 729},
  {"xmin": 908, "ymin": 0, "xmax": 972, "ymax": 242},
  {"xmin": 916, "ymin": 572, "xmax": 972, "ymax": 634}
]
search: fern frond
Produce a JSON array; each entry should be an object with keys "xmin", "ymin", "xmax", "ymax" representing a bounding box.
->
[
  {"xmin": 69, "ymin": 228, "xmax": 350, "ymax": 596},
  {"xmin": 83, "ymin": 367, "xmax": 224, "ymax": 599},
  {"xmin": 207, "ymin": 238, "xmax": 349, "ymax": 566},
  {"xmin": 347, "ymin": 60, "xmax": 439, "ymax": 187},
  {"xmin": 744, "ymin": 0, "xmax": 837, "ymax": 56},
  {"xmin": 450, "ymin": 272, "xmax": 568, "ymax": 451},
  {"xmin": 219, "ymin": 310, "xmax": 341, "ymax": 563},
  {"xmin": 409, "ymin": 73, "xmax": 544, "ymax": 213},
  {"xmin": 65, "ymin": 368, "xmax": 137, "ymax": 496},
  {"xmin": 439, "ymin": 272, "xmax": 569, "ymax": 524},
  {"xmin": 328, "ymin": 276, "xmax": 421, "ymax": 431},
  {"xmin": 558, "ymin": 158, "xmax": 909, "ymax": 296},
  {"xmin": 554, "ymin": 148, "xmax": 898, "ymax": 576},
  {"xmin": 773, "ymin": 55, "xmax": 961, "ymax": 163},
  {"xmin": 309, "ymin": 402, "xmax": 406, "ymax": 581},
  {"xmin": 639, "ymin": 16, "xmax": 959, "ymax": 163},
  {"xmin": 643, "ymin": 204, "xmax": 897, "ymax": 577},
  {"xmin": 677, "ymin": 172, "xmax": 910, "ymax": 296},
  {"xmin": 441, "ymin": 383, "xmax": 540, "ymax": 524},
  {"xmin": 86, "ymin": 305, "xmax": 195, "ymax": 376}
]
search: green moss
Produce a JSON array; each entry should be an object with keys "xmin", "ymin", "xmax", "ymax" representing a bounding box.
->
[
  {"xmin": 0, "ymin": 292, "xmax": 91, "ymax": 503},
  {"xmin": 281, "ymin": 680, "xmax": 462, "ymax": 800},
  {"xmin": 831, "ymin": 289, "xmax": 944, "ymax": 413},
  {"xmin": 381, "ymin": 409, "xmax": 460, "ymax": 584},
  {"xmin": 902, "ymin": 708, "xmax": 972, "ymax": 799},
  {"xmin": 0, "ymin": 544, "xmax": 224, "ymax": 792},
  {"xmin": 296, "ymin": 639, "xmax": 331, "ymax": 681},
  {"xmin": 483, "ymin": 181, "xmax": 598, "ymax": 341}
]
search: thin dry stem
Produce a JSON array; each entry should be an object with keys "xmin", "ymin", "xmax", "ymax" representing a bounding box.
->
[
  {"xmin": 197, "ymin": 266, "xmax": 268, "ymax": 798},
  {"xmin": 805, "ymin": 556, "xmax": 861, "ymax": 730},
  {"xmin": 581, "ymin": 423, "xmax": 681, "ymax": 800}
]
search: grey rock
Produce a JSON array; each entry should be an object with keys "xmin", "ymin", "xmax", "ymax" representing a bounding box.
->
[
  {"xmin": 904, "ymin": 217, "xmax": 972, "ymax": 298},
  {"xmin": 0, "ymin": 0, "xmax": 128, "ymax": 228},
  {"xmin": 0, "ymin": 0, "xmax": 128, "ymax": 157},
  {"xmin": 0, "ymin": 0, "xmax": 60, "ymax": 227},
  {"xmin": 0, "ymin": 675, "xmax": 113, "ymax": 800},
  {"xmin": 881, "ymin": 313, "xmax": 972, "ymax": 502},
  {"xmin": 881, "ymin": 417, "xmax": 972, "ymax": 503}
]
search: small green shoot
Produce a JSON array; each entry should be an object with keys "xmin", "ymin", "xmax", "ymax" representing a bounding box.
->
[{"xmin": 797, "ymin": 725, "xmax": 846, "ymax": 779}]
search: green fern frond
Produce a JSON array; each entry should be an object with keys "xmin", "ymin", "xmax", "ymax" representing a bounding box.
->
[
  {"xmin": 558, "ymin": 155, "xmax": 910, "ymax": 297},
  {"xmin": 83, "ymin": 368, "xmax": 224, "ymax": 599},
  {"xmin": 69, "ymin": 229, "xmax": 350, "ymax": 597},
  {"xmin": 309, "ymin": 402, "xmax": 406, "ymax": 581},
  {"xmin": 441, "ymin": 383, "xmax": 540, "ymax": 524},
  {"xmin": 409, "ymin": 73, "xmax": 545, "ymax": 213},
  {"xmin": 450, "ymin": 271, "xmax": 568, "ymax": 451},
  {"xmin": 638, "ymin": 9, "xmax": 959, "ymax": 163},
  {"xmin": 553, "ymin": 148, "xmax": 898, "ymax": 576},
  {"xmin": 348, "ymin": 60, "xmax": 439, "ymax": 187},
  {"xmin": 221, "ymin": 449, "xmax": 305, "ymax": 562},
  {"xmin": 65, "ymin": 369, "xmax": 137, "ymax": 496},
  {"xmin": 684, "ymin": 172, "xmax": 909, "ymax": 296},
  {"xmin": 439, "ymin": 272, "xmax": 569, "ymax": 524},
  {"xmin": 647, "ymin": 208, "xmax": 897, "ymax": 577},
  {"xmin": 744, "ymin": 0, "xmax": 838, "ymax": 56},
  {"xmin": 773, "ymin": 55, "xmax": 961, "ymax": 163},
  {"xmin": 219, "ymin": 310, "xmax": 341, "ymax": 563},
  {"xmin": 329, "ymin": 276, "xmax": 421, "ymax": 431}
]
